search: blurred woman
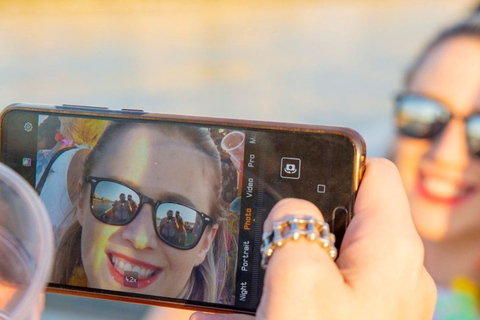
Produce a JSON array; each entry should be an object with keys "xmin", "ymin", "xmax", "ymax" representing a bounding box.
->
[{"xmin": 394, "ymin": 7, "xmax": 480, "ymax": 318}]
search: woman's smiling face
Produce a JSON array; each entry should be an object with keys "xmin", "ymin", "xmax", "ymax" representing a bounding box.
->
[
  {"xmin": 395, "ymin": 36, "xmax": 480, "ymax": 242},
  {"xmin": 76, "ymin": 125, "xmax": 218, "ymax": 297}
]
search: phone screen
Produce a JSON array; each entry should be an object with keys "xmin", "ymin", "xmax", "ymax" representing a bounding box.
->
[{"xmin": 1, "ymin": 108, "xmax": 363, "ymax": 313}]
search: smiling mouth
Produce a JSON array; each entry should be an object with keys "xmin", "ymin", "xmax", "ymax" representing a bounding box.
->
[
  {"xmin": 417, "ymin": 175, "xmax": 475, "ymax": 204},
  {"xmin": 108, "ymin": 253, "xmax": 161, "ymax": 280}
]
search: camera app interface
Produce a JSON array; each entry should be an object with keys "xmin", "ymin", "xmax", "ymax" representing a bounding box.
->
[{"xmin": 1, "ymin": 111, "xmax": 355, "ymax": 312}]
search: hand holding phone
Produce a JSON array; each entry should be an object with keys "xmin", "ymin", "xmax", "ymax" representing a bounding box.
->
[{"xmin": 191, "ymin": 159, "xmax": 437, "ymax": 320}]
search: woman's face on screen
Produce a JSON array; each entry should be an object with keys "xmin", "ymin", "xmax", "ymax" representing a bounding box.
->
[
  {"xmin": 395, "ymin": 36, "xmax": 480, "ymax": 242},
  {"xmin": 76, "ymin": 126, "xmax": 218, "ymax": 297}
]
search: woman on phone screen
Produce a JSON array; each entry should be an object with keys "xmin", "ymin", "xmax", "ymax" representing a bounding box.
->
[{"xmin": 52, "ymin": 121, "xmax": 230, "ymax": 303}]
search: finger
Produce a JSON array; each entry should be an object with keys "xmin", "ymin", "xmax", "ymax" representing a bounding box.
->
[
  {"xmin": 263, "ymin": 198, "xmax": 325, "ymax": 231},
  {"xmin": 339, "ymin": 158, "xmax": 422, "ymax": 271},
  {"xmin": 257, "ymin": 198, "xmax": 346, "ymax": 320},
  {"xmin": 190, "ymin": 312, "xmax": 254, "ymax": 320},
  {"xmin": 337, "ymin": 158, "xmax": 434, "ymax": 316},
  {"xmin": 262, "ymin": 198, "xmax": 336, "ymax": 271},
  {"xmin": 143, "ymin": 306, "xmax": 194, "ymax": 320}
]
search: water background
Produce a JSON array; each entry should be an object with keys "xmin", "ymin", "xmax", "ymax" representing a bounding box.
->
[{"xmin": 0, "ymin": 0, "xmax": 477, "ymax": 318}]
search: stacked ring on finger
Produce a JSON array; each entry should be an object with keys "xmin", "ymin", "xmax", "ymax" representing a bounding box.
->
[{"xmin": 260, "ymin": 216, "xmax": 337, "ymax": 269}]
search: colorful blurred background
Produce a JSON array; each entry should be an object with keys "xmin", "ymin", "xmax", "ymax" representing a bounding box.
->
[{"xmin": 0, "ymin": 0, "xmax": 477, "ymax": 318}]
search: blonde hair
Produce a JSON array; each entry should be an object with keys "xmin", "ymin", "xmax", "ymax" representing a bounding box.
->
[{"xmin": 59, "ymin": 117, "xmax": 110, "ymax": 148}]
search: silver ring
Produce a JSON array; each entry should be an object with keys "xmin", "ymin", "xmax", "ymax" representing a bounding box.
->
[{"xmin": 260, "ymin": 216, "xmax": 337, "ymax": 269}]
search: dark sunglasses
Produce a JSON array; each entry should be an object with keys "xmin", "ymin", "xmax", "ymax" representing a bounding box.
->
[
  {"xmin": 86, "ymin": 176, "xmax": 215, "ymax": 250},
  {"xmin": 395, "ymin": 93, "xmax": 480, "ymax": 157}
]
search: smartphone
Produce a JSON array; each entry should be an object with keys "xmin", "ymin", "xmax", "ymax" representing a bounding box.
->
[{"xmin": 0, "ymin": 103, "xmax": 366, "ymax": 315}]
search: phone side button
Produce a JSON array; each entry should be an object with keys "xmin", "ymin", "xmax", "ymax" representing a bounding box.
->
[
  {"xmin": 58, "ymin": 104, "xmax": 109, "ymax": 110},
  {"xmin": 121, "ymin": 108, "xmax": 145, "ymax": 113}
]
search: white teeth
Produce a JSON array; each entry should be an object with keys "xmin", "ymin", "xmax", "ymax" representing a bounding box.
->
[
  {"xmin": 422, "ymin": 178, "xmax": 466, "ymax": 198},
  {"xmin": 110, "ymin": 255, "xmax": 157, "ymax": 279}
]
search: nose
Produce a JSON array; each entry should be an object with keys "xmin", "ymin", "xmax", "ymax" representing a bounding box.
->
[
  {"xmin": 427, "ymin": 118, "xmax": 470, "ymax": 168},
  {"xmin": 122, "ymin": 204, "xmax": 158, "ymax": 250}
]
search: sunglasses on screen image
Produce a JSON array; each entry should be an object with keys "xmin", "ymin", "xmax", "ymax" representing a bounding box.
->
[
  {"xmin": 86, "ymin": 176, "xmax": 215, "ymax": 250},
  {"xmin": 394, "ymin": 93, "xmax": 480, "ymax": 157}
]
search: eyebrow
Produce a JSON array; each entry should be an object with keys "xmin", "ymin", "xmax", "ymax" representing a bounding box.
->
[{"xmin": 157, "ymin": 193, "xmax": 197, "ymax": 209}]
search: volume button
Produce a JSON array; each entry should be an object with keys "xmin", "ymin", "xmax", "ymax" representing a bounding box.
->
[
  {"xmin": 59, "ymin": 104, "xmax": 109, "ymax": 110},
  {"xmin": 121, "ymin": 108, "xmax": 145, "ymax": 112}
]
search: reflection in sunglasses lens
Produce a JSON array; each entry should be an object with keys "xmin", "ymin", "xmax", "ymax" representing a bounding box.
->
[
  {"xmin": 92, "ymin": 181, "xmax": 139, "ymax": 225},
  {"xmin": 468, "ymin": 116, "xmax": 480, "ymax": 156},
  {"xmin": 397, "ymin": 95, "xmax": 480, "ymax": 158},
  {"xmin": 396, "ymin": 96, "xmax": 449, "ymax": 138},
  {"xmin": 156, "ymin": 204, "xmax": 200, "ymax": 248}
]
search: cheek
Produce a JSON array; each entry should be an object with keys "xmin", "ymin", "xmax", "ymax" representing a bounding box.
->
[
  {"xmin": 163, "ymin": 245, "xmax": 200, "ymax": 273},
  {"xmin": 394, "ymin": 137, "xmax": 430, "ymax": 190},
  {"xmin": 81, "ymin": 216, "xmax": 117, "ymax": 280}
]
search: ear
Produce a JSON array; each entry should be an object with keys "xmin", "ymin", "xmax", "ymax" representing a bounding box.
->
[{"xmin": 193, "ymin": 224, "xmax": 219, "ymax": 267}]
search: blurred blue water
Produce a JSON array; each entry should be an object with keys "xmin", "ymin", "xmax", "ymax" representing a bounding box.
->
[{"xmin": 3, "ymin": 0, "xmax": 470, "ymax": 157}]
